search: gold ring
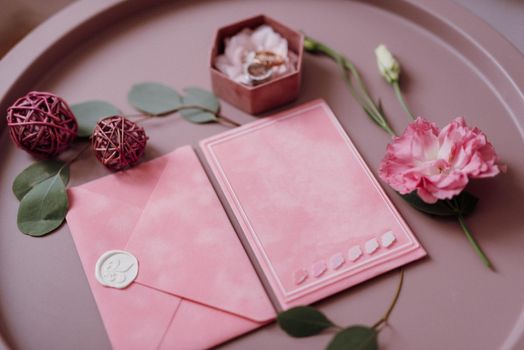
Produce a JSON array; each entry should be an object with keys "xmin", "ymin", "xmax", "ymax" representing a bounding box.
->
[{"xmin": 245, "ymin": 61, "xmax": 273, "ymax": 84}]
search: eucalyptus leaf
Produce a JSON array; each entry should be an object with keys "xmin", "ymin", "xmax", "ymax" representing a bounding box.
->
[
  {"xmin": 326, "ymin": 326, "xmax": 378, "ymax": 350},
  {"xmin": 71, "ymin": 101, "xmax": 120, "ymax": 138},
  {"xmin": 17, "ymin": 171, "xmax": 68, "ymax": 236},
  {"xmin": 180, "ymin": 110, "xmax": 217, "ymax": 124},
  {"xmin": 13, "ymin": 160, "xmax": 69, "ymax": 201},
  {"xmin": 277, "ymin": 306, "xmax": 334, "ymax": 338},
  {"xmin": 400, "ymin": 191, "xmax": 478, "ymax": 217},
  {"xmin": 179, "ymin": 87, "xmax": 219, "ymax": 124},
  {"xmin": 182, "ymin": 87, "xmax": 220, "ymax": 112},
  {"xmin": 128, "ymin": 82, "xmax": 182, "ymax": 115}
]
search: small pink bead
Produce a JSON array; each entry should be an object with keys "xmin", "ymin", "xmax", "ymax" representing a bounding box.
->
[
  {"xmin": 293, "ymin": 268, "xmax": 308, "ymax": 285},
  {"xmin": 329, "ymin": 253, "xmax": 345, "ymax": 270},
  {"xmin": 311, "ymin": 261, "xmax": 327, "ymax": 278}
]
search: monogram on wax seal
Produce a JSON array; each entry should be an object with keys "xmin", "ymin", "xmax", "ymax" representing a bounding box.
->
[{"xmin": 95, "ymin": 250, "xmax": 139, "ymax": 289}]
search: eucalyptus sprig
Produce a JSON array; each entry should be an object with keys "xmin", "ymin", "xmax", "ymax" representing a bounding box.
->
[
  {"xmin": 304, "ymin": 36, "xmax": 396, "ymax": 137},
  {"xmin": 128, "ymin": 83, "xmax": 240, "ymax": 126},
  {"xmin": 13, "ymin": 144, "xmax": 91, "ymax": 236},
  {"xmin": 13, "ymin": 84, "xmax": 234, "ymax": 237},
  {"xmin": 14, "ymin": 160, "xmax": 70, "ymax": 236},
  {"xmin": 277, "ymin": 269, "xmax": 404, "ymax": 350}
]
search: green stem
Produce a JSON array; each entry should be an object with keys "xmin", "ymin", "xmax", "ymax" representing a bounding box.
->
[
  {"xmin": 338, "ymin": 59, "xmax": 396, "ymax": 137},
  {"xmin": 130, "ymin": 114, "xmax": 154, "ymax": 122},
  {"xmin": 332, "ymin": 325, "xmax": 344, "ymax": 332},
  {"xmin": 175, "ymin": 105, "xmax": 241, "ymax": 127},
  {"xmin": 335, "ymin": 58, "xmax": 396, "ymax": 137},
  {"xmin": 333, "ymin": 56, "xmax": 368, "ymax": 109},
  {"xmin": 392, "ymin": 81, "xmax": 415, "ymax": 121},
  {"xmin": 372, "ymin": 268, "xmax": 404, "ymax": 331},
  {"xmin": 315, "ymin": 41, "xmax": 379, "ymax": 116},
  {"xmin": 65, "ymin": 143, "xmax": 91, "ymax": 166},
  {"xmin": 304, "ymin": 36, "xmax": 396, "ymax": 137},
  {"xmin": 130, "ymin": 105, "xmax": 241, "ymax": 127},
  {"xmin": 457, "ymin": 214, "xmax": 494, "ymax": 270}
]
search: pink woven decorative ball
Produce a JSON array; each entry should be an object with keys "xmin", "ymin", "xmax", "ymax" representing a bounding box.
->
[
  {"xmin": 6, "ymin": 91, "xmax": 78, "ymax": 157},
  {"xmin": 91, "ymin": 115, "xmax": 148, "ymax": 171}
]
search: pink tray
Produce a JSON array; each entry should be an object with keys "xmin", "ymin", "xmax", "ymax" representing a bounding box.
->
[{"xmin": 1, "ymin": 1, "xmax": 523, "ymax": 349}]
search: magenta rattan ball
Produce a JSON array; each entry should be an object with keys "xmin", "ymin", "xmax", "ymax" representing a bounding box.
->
[
  {"xmin": 6, "ymin": 91, "xmax": 78, "ymax": 157},
  {"xmin": 91, "ymin": 115, "xmax": 148, "ymax": 171}
]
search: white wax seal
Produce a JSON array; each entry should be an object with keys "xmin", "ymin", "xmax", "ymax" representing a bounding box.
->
[{"xmin": 95, "ymin": 250, "xmax": 139, "ymax": 289}]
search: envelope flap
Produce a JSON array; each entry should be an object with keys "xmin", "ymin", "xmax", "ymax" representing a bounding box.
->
[
  {"xmin": 125, "ymin": 146, "xmax": 275, "ymax": 322},
  {"xmin": 72, "ymin": 152, "xmax": 171, "ymax": 210}
]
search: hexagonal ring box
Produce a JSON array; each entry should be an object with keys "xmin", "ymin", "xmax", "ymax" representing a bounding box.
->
[{"xmin": 210, "ymin": 14, "xmax": 304, "ymax": 115}]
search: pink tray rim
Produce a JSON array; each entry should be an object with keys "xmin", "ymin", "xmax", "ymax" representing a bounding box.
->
[{"xmin": 1, "ymin": 0, "xmax": 523, "ymax": 135}]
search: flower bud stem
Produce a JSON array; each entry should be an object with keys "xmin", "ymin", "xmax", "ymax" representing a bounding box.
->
[
  {"xmin": 372, "ymin": 268, "xmax": 404, "ymax": 331},
  {"xmin": 457, "ymin": 214, "xmax": 494, "ymax": 270},
  {"xmin": 304, "ymin": 36, "xmax": 397, "ymax": 137},
  {"xmin": 392, "ymin": 81, "xmax": 416, "ymax": 121}
]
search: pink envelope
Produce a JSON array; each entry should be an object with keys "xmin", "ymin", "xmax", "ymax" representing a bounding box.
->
[{"xmin": 66, "ymin": 146, "xmax": 275, "ymax": 350}]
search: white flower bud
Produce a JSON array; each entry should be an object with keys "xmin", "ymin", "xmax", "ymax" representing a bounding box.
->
[{"xmin": 375, "ymin": 44, "xmax": 400, "ymax": 84}]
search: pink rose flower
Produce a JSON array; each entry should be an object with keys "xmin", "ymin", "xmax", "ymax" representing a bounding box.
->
[{"xmin": 379, "ymin": 117, "xmax": 504, "ymax": 203}]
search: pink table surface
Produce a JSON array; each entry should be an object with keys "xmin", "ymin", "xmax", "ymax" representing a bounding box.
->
[{"xmin": 1, "ymin": 1, "xmax": 523, "ymax": 350}]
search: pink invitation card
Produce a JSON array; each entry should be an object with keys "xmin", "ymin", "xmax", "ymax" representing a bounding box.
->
[{"xmin": 199, "ymin": 100, "xmax": 426, "ymax": 310}]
